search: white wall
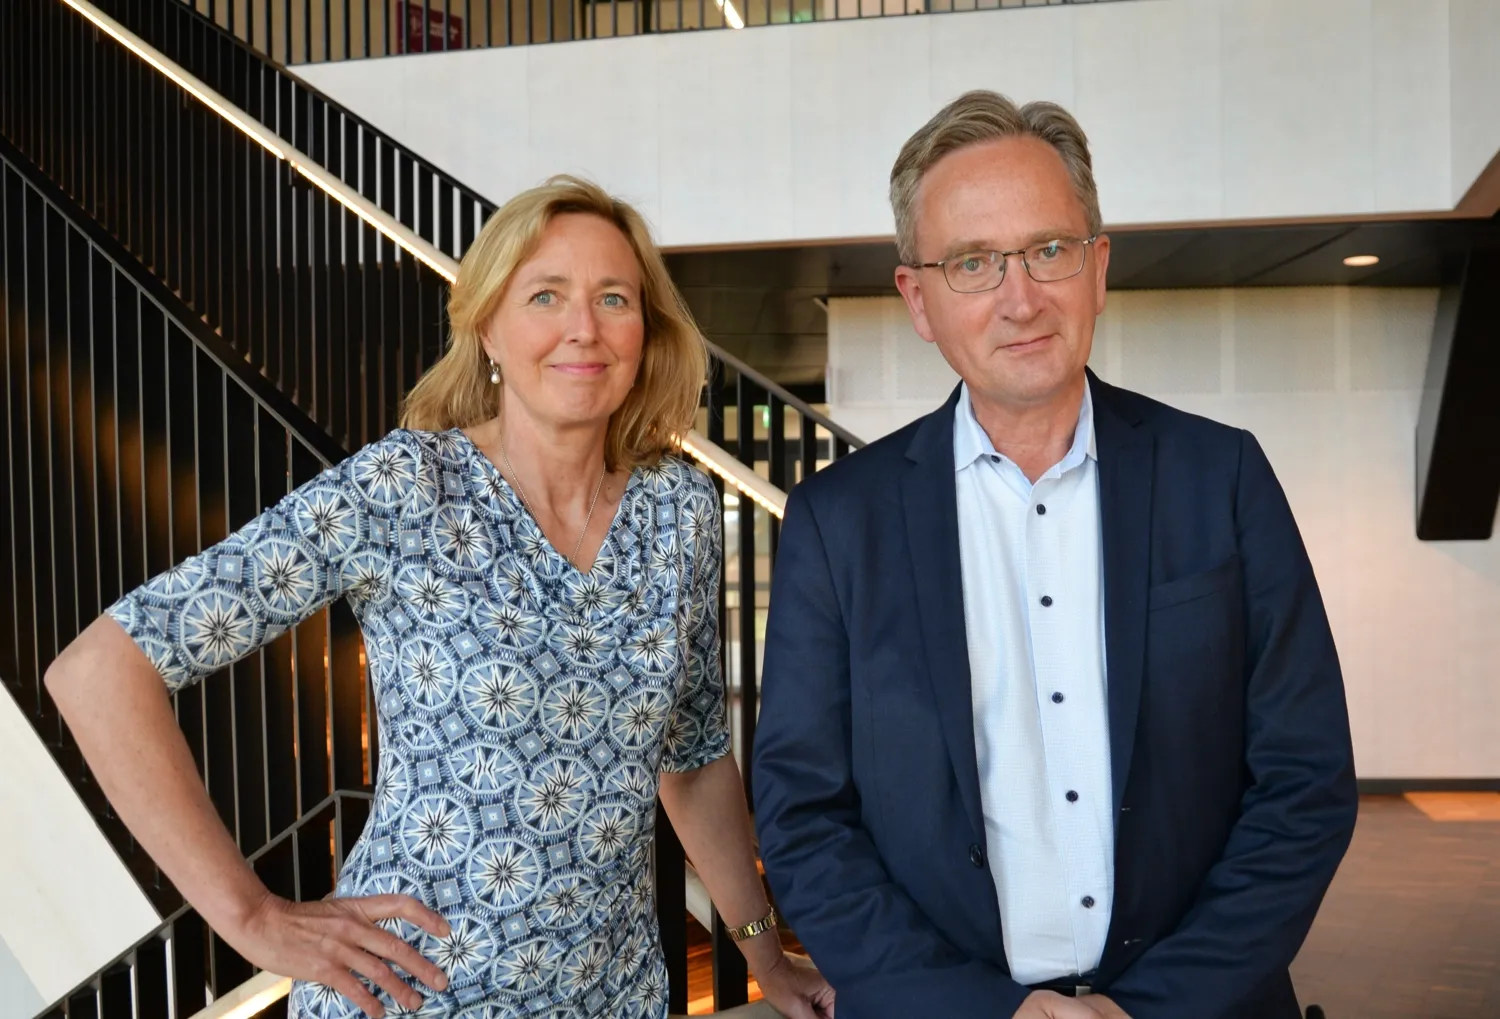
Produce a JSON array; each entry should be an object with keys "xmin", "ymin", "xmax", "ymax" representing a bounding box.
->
[
  {"xmin": 827, "ymin": 287, "xmax": 1500, "ymax": 780},
  {"xmin": 294, "ymin": 0, "xmax": 1500, "ymax": 250},
  {"xmin": 0, "ymin": 689, "xmax": 160, "ymax": 1013},
  {"xmin": 0, "ymin": 934, "xmax": 42, "ymax": 1019},
  {"xmin": 1450, "ymin": 0, "xmax": 1500, "ymax": 203}
]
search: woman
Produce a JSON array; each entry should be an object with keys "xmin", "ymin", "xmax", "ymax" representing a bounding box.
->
[{"xmin": 45, "ymin": 176, "xmax": 835, "ymax": 1019}]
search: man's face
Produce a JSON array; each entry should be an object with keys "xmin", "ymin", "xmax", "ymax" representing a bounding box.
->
[{"xmin": 894, "ymin": 136, "xmax": 1109, "ymax": 412}]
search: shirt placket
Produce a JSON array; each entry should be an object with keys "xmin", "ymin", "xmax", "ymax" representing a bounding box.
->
[{"xmin": 1027, "ymin": 470, "xmax": 1096, "ymax": 974}]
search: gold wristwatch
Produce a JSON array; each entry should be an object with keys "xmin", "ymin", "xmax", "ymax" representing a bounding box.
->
[{"xmin": 725, "ymin": 905, "xmax": 778, "ymax": 942}]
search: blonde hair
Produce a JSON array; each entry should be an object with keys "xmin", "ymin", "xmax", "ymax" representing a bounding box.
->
[
  {"xmin": 401, "ymin": 175, "xmax": 708, "ymax": 471},
  {"xmin": 889, "ymin": 90, "xmax": 1103, "ymax": 264}
]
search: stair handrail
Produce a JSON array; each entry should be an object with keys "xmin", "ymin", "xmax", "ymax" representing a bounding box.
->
[{"xmin": 708, "ymin": 343, "xmax": 864, "ymax": 450}]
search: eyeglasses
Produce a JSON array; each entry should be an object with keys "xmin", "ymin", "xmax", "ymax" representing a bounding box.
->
[{"xmin": 908, "ymin": 236, "xmax": 1098, "ymax": 293}]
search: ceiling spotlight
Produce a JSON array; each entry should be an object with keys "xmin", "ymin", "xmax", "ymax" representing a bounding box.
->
[{"xmin": 1342, "ymin": 255, "xmax": 1380, "ymax": 267}]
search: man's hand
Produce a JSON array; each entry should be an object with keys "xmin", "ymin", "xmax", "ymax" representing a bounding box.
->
[
  {"xmin": 1083, "ymin": 994, "xmax": 1132, "ymax": 1019},
  {"xmin": 1014, "ymin": 991, "xmax": 1107, "ymax": 1019}
]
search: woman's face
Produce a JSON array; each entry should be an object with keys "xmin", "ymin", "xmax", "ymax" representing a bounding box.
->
[{"xmin": 482, "ymin": 213, "xmax": 646, "ymax": 434}]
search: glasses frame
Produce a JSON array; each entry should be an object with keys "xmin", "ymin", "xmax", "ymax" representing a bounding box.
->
[{"xmin": 908, "ymin": 235, "xmax": 1100, "ymax": 293}]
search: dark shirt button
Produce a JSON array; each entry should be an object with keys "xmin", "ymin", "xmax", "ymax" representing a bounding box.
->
[
  {"xmin": 969, "ymin": 844, "xmax": 985, "ymax": 868},
  {"xmin": 1036, "ymin": 504, "xmax": 1047, "ymax": 515},
  {"xmin": 1082, "ymin": 896, "xmax": 1095, "ymax": 908},
  {"xmin": 989, "ymin": 454, "xmax": 1001, "ymax": 464},
  {"xmin": 1040, "ymin": 595, "xmax": 1054, "ymax": 607},
  {"xmin": 1066, "ymin": 790, "xmax": 1079, "ymax": 803},
  {"xmin": 1052, "ymin": 691, "xmax": 1064, "ymax": 704}
]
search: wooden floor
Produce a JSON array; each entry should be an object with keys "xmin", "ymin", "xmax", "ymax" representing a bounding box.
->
[
  {"xmin": 1292, "ymin": 794, "xmax": 1500, "ymax": 1019},
  {"xmin": 688, "ymin": 795, "xmax": 1500, "ymax": 1017}
]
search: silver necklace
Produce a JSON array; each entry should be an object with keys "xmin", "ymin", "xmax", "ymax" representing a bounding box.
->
[{"xmin": 499, "ymin": 430, "xmax": 608, "ymax": 569}]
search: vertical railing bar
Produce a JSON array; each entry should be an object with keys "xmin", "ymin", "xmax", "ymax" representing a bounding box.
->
[
  {"xmin": 711, "ymin": 911, "xmax": 749, "ymax": 1009},
  {"xmin": 654, "ymin": 803, "xmax": 689, "ymax": 1015},
  {"xmin": 253, "ymin": 409, "xmax": 274, "ymax": 858},
  {"xmin": 797, "ymin": 414, "xmax": 812, "ymax": 483},
  {"xmin": 1, "ymin": 154, "xmax": 17, "ymax": 720},
  {"xmin": 734, "ymin": 373, "xmax": 757, "ymax": 808},
  {"xmin": 40, "ymin": 180, "xmax": 57, "ymax": 701},
  {"xmin": 62, "ymin": 178, "xmax": 80, "ymax": 684}
]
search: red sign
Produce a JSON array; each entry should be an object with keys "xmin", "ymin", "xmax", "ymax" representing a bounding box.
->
[{"xmin": 398, "ymin": 2, "xmax": 464, "ymax": 53}]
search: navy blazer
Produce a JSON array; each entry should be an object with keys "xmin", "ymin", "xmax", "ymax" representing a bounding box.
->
[{"xmin": 752, "ymin": 373, "xmax": 1358, "ymax": 1019}]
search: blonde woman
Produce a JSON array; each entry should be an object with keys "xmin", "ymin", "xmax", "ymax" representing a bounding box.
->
[{"xmin": 46, "ymin": 177, "xmax": 835, "ymax": 1019}]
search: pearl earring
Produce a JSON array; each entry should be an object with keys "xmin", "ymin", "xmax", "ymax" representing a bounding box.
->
[{"xmin": 488, "ymin": 359, "xmax": 500, "ymax": 385}]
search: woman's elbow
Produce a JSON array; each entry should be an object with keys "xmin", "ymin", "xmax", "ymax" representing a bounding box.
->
[{"xmin": 45, "ymin": 614, "xmax": 132, "ymax": 704}]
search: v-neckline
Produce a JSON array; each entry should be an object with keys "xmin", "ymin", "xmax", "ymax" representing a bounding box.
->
[{"xmin": 452, "ymin": 428, "xmax": 638, "ymax": 578}]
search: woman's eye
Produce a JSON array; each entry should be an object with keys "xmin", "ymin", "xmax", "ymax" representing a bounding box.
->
[
  {"xmin": 602, "ymin": 293, "xmax": 627, "ymax": 308},
  {"xmin": 531, "ymin": 291, "xmax": 556, "ymax": 306}
]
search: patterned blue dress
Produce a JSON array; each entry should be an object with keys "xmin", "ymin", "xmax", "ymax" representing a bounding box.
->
[{"xmin": 107, "ymin": 429, "xmax": 730, "ymax": 1018}]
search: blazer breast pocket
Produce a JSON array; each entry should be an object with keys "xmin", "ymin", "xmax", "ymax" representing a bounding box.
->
[{"xmin": 1148, "ymin": 556, "xmax": 1241, "ymax": 612}]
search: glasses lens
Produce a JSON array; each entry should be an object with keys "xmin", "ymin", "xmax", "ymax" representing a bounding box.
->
[
  {"xmin": 945, "ymin": 252, "xmax": 1004, "ymax": 293},
  {"xmin": 1026, "ymin": 239, "xmax": 1087, "ymax": 282}
]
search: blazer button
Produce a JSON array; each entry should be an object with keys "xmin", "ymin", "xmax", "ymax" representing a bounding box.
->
[{"xmin": 969, "ymin": 844, "xmax": 985, "ymax": 868}]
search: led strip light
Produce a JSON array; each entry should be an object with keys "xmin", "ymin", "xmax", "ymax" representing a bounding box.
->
[
  {"xmin": 681, "ymin": 432, "xmax": 787, "ymax": 518},
  {"xmin": 188, "ymin": 971, "xmax": 293, "ymax": 1019},
  {"xmin": 57, "ymin": 0, "xmax": 788, "ymax": 521}
]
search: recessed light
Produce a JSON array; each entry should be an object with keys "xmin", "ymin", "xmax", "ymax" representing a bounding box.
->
[{"xmin": 1343, "ymin": 255, "xmax": 1380, "ymax": 267}]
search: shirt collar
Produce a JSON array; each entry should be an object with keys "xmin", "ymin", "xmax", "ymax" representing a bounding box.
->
[{"xmin": 953, "ymin": 378, "xmax": 1097, "ymax": 475}]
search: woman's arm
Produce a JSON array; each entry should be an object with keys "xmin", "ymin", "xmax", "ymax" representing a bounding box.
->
[
  {"xmin": 45, "ymin": 435, "xmax": 452, "ymax": 1018},
  {"xmin": 48, "ymin": 617, "xmax": 450, "ymax": 1017},
  {"xmin": 49, "ymin": 617, "xmax": 278, "ymax": 938},
  {"xmin": 659, "ymin": 468, "xmax": 834, "ymax": 1016},
  {"xmin": 659, "ymin": 756, "xmax": 835, "ymax": 1019},
  {"xmin": 658, "ymin": 756, "xmax": 779, "ymax": 973}
]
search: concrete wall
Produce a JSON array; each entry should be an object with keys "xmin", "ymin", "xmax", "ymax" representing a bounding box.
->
[
  {"xmin": 0, "ymin": 688, "xmax": 159, "ymax": 1015},
  {"xmin": 294, "ymin": 0, "xmax": 1500, "ymax": 249}
]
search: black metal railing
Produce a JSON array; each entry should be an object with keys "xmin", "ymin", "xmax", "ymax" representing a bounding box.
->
[
  {"xmin": 3, "ymin": 0, "xmax": 865, "ymax": 1012},
  {"xmin": 15, "ymin": 0, "xmax": 867, "ymax": 818},
  {"xmin": 161, "ymin": 0, "xmax": 1118, "ymax": 63},
  {"xmin": 90, "ymin": 0, "xmax": 495, "ymax": 263},
  {"xmin": 1, "ymin": 137, "xmax": 375, "ymax": 1014}
]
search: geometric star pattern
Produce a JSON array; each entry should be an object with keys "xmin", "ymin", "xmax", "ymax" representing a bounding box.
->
[{"xmin": 107, "ymin": 429, "xmax": 728, "ymax": 1018}]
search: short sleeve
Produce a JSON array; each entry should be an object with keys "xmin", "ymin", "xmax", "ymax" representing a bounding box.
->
[
  {"xmin": 105, "ymin": 432, "xmax": 418, "ymax": 692},
  {"xmin": 659, "ymin": 466, "xmax": 731, "ymax": 773}
]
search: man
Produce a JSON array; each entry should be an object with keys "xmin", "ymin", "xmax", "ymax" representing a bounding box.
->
[{"xmin": 752, "ymin": 91, "xmax": 1358, "ymax": 1019}]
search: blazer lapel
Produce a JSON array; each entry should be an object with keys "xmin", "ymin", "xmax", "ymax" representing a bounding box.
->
[
  {"xmin": 1090, "ymin": 372, "xmax": 1153, "ymax": 817},
  {"xmin": 900, "ymin": 388, "xmax": 986, "ymax": 839}
]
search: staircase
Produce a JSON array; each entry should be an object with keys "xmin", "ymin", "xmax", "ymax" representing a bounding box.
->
[{"xmin": 0, "ymin": 0, "xmax": 863, "ymax": 1014}]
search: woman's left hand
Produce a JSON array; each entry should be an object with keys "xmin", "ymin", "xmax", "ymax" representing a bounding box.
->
[{"xmin": 755, "ymin": 951, "xmax": 836, "ymax": 1019}]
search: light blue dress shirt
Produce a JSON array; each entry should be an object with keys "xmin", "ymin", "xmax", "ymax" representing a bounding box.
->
[{"xmin": 953, "ymin": 381, "xmax": 1115, "ymax": 986}]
